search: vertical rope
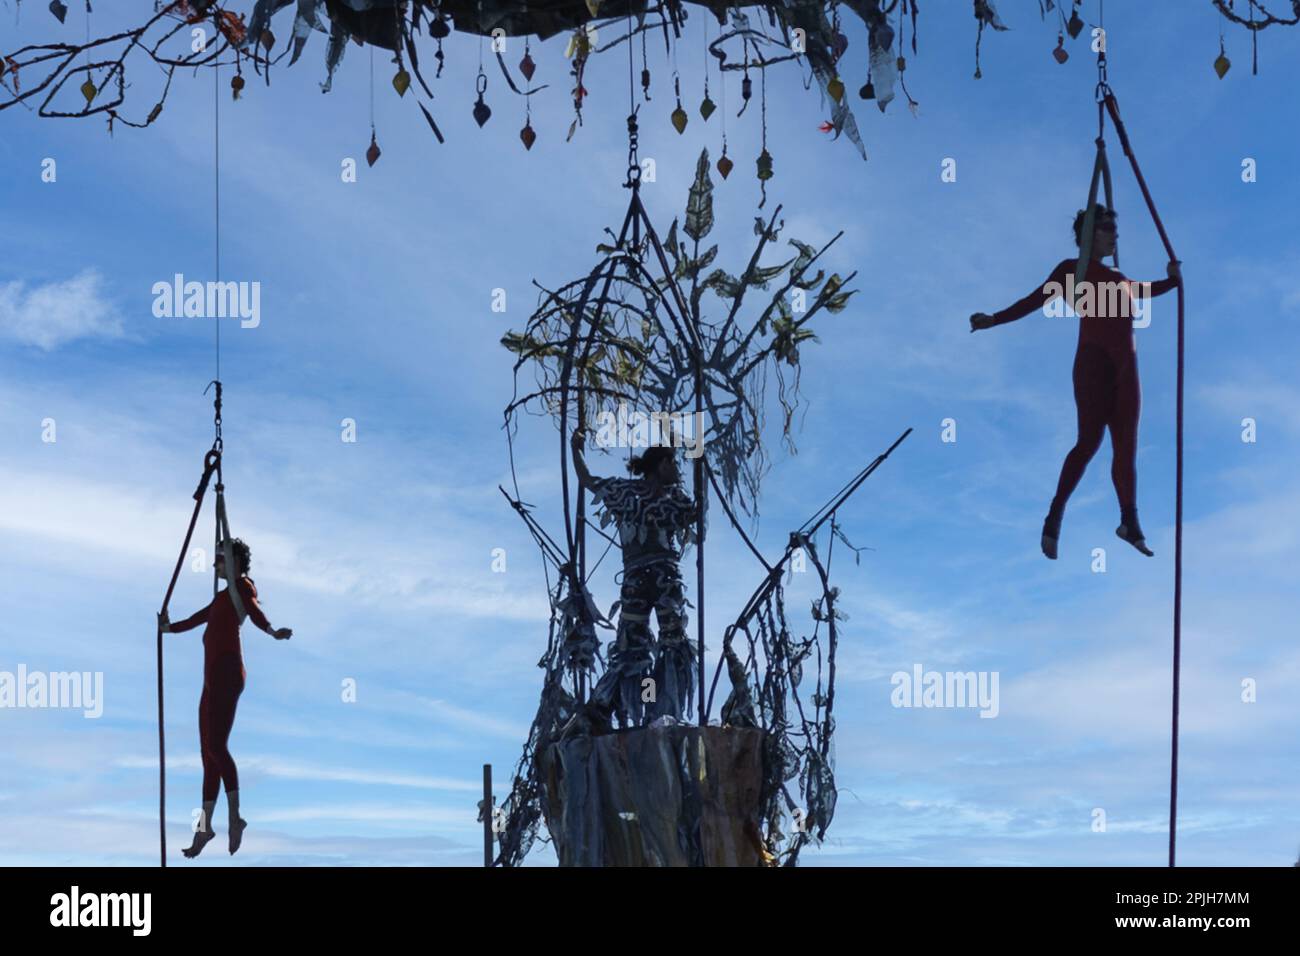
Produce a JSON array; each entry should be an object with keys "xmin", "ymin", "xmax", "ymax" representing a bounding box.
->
[
  {"xmin": 1101, "ymin": 92, "xmax": 1184, "ymax": 868},
  {"xmin": 214, "ymin": 44, "xmax": 220, "ymax": 384}
]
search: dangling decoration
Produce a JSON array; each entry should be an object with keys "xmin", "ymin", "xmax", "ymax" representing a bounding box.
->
[
  {"xmin": 827, "ymin": 76, "xmax": 845, "ymax": 103},
  {"xmin": 755, "ymin": 69, "xmax": 771, "ymax": 207},
  {"xmin": 640, "ymin": 27, "xmax": 651, "ymax": 100},
  {"xmin": 670, "ymin": 65, "xmax": 687, "ymax": 134},
  {"xmin": 699, "ymin": 16, "xmax": 715, "ymax": 120},
  {"xmin": 80, "ymin": 78, "xmax": 97, "ymax": 103},
  {"xmin": 1214, "ymin": 38, "xmax": 1231, "ymax": 78},
  {"xmin": 429, "ymin": 17, "xmax": 450, "ymax": 40},
  {"xmin": 1053, "ymin": 33, "xmax": 1069, "ymax": 64},
  {"xmin": 520, "ymin": 38, "xmax": 536, "ymax": 82},
  {"xmin": 520, "ymin": 75, "xmax": 535, "ymax": 150},
  {"xmin": 473, "ymin": 69, "xmax": 492, "ymax": 127},
  {"xmin": 231, "ymin": 72, "xmax": 245, "ymax": 99},
  {"xmin": 859, "ymin": 67, "xmax": 875, "ymax": 100},
  {"xmin": 1066, "ymin": 2, "xmax": 1085, "ymax": 39},
  {"xmin": 365, "ymin": 46, "xmax": 380, "ymax": 166},
  {"xmin": 716, "ymin": 35, "xmax": 731, "ymax": 181},
  {"xmin": 392, "ymin": 67, "xmax": 411, "ymax": 97}
]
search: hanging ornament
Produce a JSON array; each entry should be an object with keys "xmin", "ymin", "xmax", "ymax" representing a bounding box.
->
[
  {"xmin": 1066, "ymin": 6, "xmax": 1085, "ymax": 39},
  {"xmin": 430, "ymin": 18, "xmax": 450, "ymax": 40},
  {"xmin": 670, "ymin": 74, "xmax": 687, "ymax": 134},
  {"xmin": 473, "ymin": 70, "xmax": 491, "ymax": 127},
  {"xmin": 1053, "ymin": 34, "xmax": 1069, "ymax": 64},
  {"xmin": 584, "ymin": 0, "xmax": 600, "ymax": 16},
  {"xmin": 80, "ymin": 78, "xmax": 97, "ymax": 104},
  {"xmin": 261, "ymin": 30, "xmax": 275, "ymax": 52},
  {"xmin": 833, "ymin": 32, "xmax": 849, "ymax": 61},
  {"xmin": 641, "ymin": 68, "xmax": 651, "ymax": 97},
  {"xmin": 393, "ymin": 68, "xmax": 411, "ymax": 97},
  {"xmin": 756, "ymin": 148, "xmax": 773, "ymax": 181},
  {"xmin": 827, "ymin": 76, "xmax": 844, "ymax": 103},
  {"xmin": 49, "ymin": 0, "xmax": 68, "ymax": 24},
  {"xmin": 717, "ymin": 150, "xmax": 733, "ymax": 180},
  {"xmin": 520, "ymin": 50, "xmax": 536, "ymax": 82},
  {"xmin": 741, "ymin": 74, "xmax": 752, "ymax": 104},
  {"xmin": 366, "ymin": 129, "xmax": 381, "ymax": 167},
  {"xmin": 859, "ymin": 72, "xmax": 875, "ymax": 100},
  {"xmin": 231, "ymin": 73, "xmax": 245, "ymax": 99},
  {"xmin": 1214, "ymin": 39, "xmax": 1231, "ymax": 79},
  {"xmin": 700, "ymin": 92, "xmax": 716, "ymax": 121},
  {"xmin": 520, "ymin": 121, "xmax": 536, "ymax": 150}
]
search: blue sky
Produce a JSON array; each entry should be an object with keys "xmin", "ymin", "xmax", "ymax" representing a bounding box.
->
[{"xmin": 1, "ymin": 2, "xmax": 1297, "ymax": 866}]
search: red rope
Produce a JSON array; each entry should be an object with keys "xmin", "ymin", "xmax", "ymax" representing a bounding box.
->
[{"xmin": 1103, "ymin": 93, "xmax": 1185, "ymax": 868}]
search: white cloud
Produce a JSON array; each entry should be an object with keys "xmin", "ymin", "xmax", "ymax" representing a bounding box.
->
[
  {"xmin": 0, "ymin": 270, "xmax": 125, "ymax": 350},
  {"xmin": 114, "ymin": 753, "xmax": 480, "ymax": 792}
]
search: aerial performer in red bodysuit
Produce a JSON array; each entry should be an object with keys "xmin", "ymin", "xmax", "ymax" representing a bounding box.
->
[
  {"xmin": 159, "ymin": 539, "xmax": 292, "ymax": 858},
  {"xmin": 970, "ymin": 204, "xmax": 1180, "ymax": 560}
]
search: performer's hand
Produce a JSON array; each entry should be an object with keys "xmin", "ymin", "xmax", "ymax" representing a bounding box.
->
[
  {"xmin": 969, "ymin": 312, "xmax": 995, "ymax": 333},
  {"xmin": 157, "ymin": 611, "xmax": 171, "ymax": 633},
  {"xmin": 272, "ymin": 627, "xmax": 293, "ymax": 640},
  {"xmin": 1167, "ymin": 259, "xmax": 1182, "ymax": 282}
]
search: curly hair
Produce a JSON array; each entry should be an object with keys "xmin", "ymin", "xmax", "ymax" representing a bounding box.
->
[
  {"xmin": 217, "ymin": 537, "xmax": 252, "ymax": 574},
  {"xmin": 627, "ymin": 445, "xmax": 676, "ymax": 477},
  {"xmin": 1073, "ymin": 203, "xmax": 1116, "ymax": 247}
]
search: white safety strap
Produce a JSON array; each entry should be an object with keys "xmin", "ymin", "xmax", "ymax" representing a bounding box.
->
[{"xmin": 215, "ymin": 489, "xmax": 248, "ymax": 626}]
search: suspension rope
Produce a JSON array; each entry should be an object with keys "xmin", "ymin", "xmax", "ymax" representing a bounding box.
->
[
  {"xmin": 157, "ymin": 15, "xmax": 236, "ymax": 867},
  {"xmin": 1087, "ymin": 28, "xmax": 1186, "ymax": 865}
]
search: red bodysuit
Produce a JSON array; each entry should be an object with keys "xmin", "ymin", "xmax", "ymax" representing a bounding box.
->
[
  {"xmin": 170, "ymin": 577, "xmax": 272, "ymax": 802},
  {"xmin": 993, "ymin": 257, "xmax": 1177, "ymax": 518}
]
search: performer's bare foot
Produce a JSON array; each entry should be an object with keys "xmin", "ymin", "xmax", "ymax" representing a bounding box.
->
[
  {"xmin": 228, "ymin": 817, "xmax": 247, "ymax": 855},
  {"xmin": 1041, "ymin": 513, "xmax": 1061, "ymax": 560},
  {"xmin": 182, "ymin": 828, "xmax": 216, "ymax": 859},
  {"xmin": 1116, "ymin": 523, "xmax": 1154, "ymax": 556}
]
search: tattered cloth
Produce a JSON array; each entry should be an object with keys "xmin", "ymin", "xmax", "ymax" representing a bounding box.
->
[
  {"xmin": 540, "ymin": 724, "xmax": 767, "ymax": 866},
  {"xmin": 587, "ymin": 475, "xmax": 696, "ymax": 568}
]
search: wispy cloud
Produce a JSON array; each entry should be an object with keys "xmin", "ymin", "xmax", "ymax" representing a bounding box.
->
[{"xmin": 0, "ymin": 270, "xmax": 125, "ymax": 350}]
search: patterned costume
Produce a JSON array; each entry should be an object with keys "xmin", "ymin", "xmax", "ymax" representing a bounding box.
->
[{"xmin": 587, "ymin": 473, "xmax": 700, "ymax": 726}]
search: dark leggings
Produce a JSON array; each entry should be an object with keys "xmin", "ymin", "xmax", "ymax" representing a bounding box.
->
[
  {"xmin": 1050, "ymin": 343, "xmax": 1140, "ymax": 517},
  {"xmin": 200, "ymin": 654, "xmax": 245, "ymax": 804}
]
